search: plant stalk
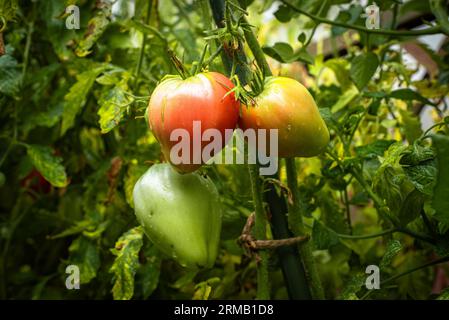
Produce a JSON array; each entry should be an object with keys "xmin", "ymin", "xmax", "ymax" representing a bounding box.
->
[
  {"xmin": 285, "ymin": 158, "xmax": 325, "ymax": 299},
  {"xmin": 248, "ymin": 164, "xmax": 270, "ymax": 299}
]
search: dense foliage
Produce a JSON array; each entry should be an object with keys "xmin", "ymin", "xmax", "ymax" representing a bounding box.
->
[{"xmin": 0, "ymin": 0, "xmax": 449, "ymax": 300}]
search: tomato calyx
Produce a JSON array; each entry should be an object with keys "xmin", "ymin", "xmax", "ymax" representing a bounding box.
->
[{"xmin": 225, "ymin": 65, "xmax": 266, "ymax": 110}]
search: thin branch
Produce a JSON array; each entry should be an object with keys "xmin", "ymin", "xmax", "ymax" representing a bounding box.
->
[{"xmin": 280, "ymin": 0, "xmax": 442, "ymax": 37}]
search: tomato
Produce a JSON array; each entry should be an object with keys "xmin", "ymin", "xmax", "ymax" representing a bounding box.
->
[
  {"xmin": 239, "ymin": 76, "xmax": 330, "ymax": 158},
  {"xmin": 133, "ymin": 163, "xmax": 222, "ymax": 268},
  {"xmin": 20, "ymin": 169, "xmax": 52, "ymax": 194},
  {"xmin": 147, "ymin": 72, "xmax": 240, "ymax": 173}
]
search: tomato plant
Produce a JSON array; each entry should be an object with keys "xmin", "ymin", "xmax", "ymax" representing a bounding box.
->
[{"xmin": 0, "ymin": 0, "xmax": 449, "ymax": 301}]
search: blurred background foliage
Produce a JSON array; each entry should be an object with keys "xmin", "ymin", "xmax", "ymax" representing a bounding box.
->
[{"xmin": 0, "ymin": 0, "xmax": 448, "ymax": 300}]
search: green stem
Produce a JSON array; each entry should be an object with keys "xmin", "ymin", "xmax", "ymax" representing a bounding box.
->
[
  {"xmin": 343, "ymin": 187, "xmax": 352, "ymax": 234},
  {"xmin": 133, "ymin": 0, "xmax": 154, "ymax": 88},
  {"xmin": 21, "ymin": 21, "xmax": 34, "ymax": 85},
  {"xmin": 202, "ymin": 44, "xmax": 223, "ymax": 68},
  {"xmin": 280, "ymin": 0, "xmax": 443, "ymax": 36},
  {"xmin": 248, "ymin": 164, "xmax": 270, "ymax": 299},
  {"xmin": 303, "ymin": 0, "xmax": 327, "ymax": 47},
  {"xmin": 336, "ymin": 228, "xmax": 395, "ymax": 240},
  {"xmin": 240, "ymin": 18, "xmax": 271, "ymax": 77},
  {"xmin": 285, "ymin": 158, "xmax": 325, "ymax": 299}
]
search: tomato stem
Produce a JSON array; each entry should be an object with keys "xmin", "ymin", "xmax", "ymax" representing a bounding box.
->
[
  {"xmin": 285, "ymin": 158, "xmax": 325, "ymax": 299},
  {"xmin": 168, "ymin": 49, "xmax": 191, "ymax": 79},
  {"xmin": 248, "ymin": 164, "xmax": 271, "ymax": 299}
]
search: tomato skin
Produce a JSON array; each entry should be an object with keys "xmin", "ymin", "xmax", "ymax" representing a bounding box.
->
[
  {"xmin": 239, "ymin": 76, "xmax": 330, "ymax": 158},
  {"xmin": 148, "ymin": 72, "xmax": 240, "ymax": 173},
  {"xmin": 133, "ymin": 164, "xmax": 222, "ymax": 268}
]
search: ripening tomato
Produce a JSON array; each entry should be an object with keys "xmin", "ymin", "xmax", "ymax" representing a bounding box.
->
[
  {"xmin": 239, "ymin": 76, "xmax": 329, "ymax": 158},
  {"xmin": 133, "ymin": 163, "xmax": 222, "ymax": 268},
  {"xmin": 147, "ymin": 72, "xmax": 240, "ymax": 173}
]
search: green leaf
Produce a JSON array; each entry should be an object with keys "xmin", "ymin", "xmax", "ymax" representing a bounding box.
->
[
  {"xmin": 390, "ymin": 88, "xmax": 434, "ymax": 106},
  {"xmin": 355, "ymin": 140, "xmax": 396, "ymax": 159},
  {"xmin": 399, "ymin": 109, "xmax": 423, "ymax": 143},
  {"xmin": 436, "ymin": 287, "xmax": 449, "ymax": 300},
  {"xmin": 400, "ymin": 143, "xmax": 436, "ymax": 196},
  {"xmin": 137, "ymin": 244, "xmax": 162, "ymax": 299},
  {"xmin": 193, "ymin": 277, "xmax": 220, "ymax": 300},
  {"xmin": 0, "ymin": 0, "xmax": 19, "ymax": 22},
  {"xmin": 124, "ymin": 163, "xmax": 148, "ymax": 208},
  {"xmin": 398, "ymin": 190, "xmax": 424, "ymax": 225},
  {"xmin": 373, "ymin": 143, "xmax": 409, "ymax": 218},
  {"xmin": 26, "ymin": 145, "xmax": 68, "ymax": 187},
  {"xmin": 274, "ymin": 5, "xmax": 295, "ymax": 22},
  {"xmin": 324, "ymin": 58, "xmax": 351, "ymax": 89},
  {"xmin": 380, "ymin": 240, "xmax": 402, "ymax": 269},
  {"xmin": 432, "ymin": 134, "xmax": 449, "ymax": 225},
  {"xmin": 97, "ymin": 78, "xmax": 131, "ymax": 134},
  {"xmin": 332, "ymin": 85, "xmax": 358, "ymax": 112},
  {"xmin": 61, "ymin": 66, "xmax": 107, "ymax": 135},
  {"xmin": 338, "ymin": 272, "xmax": 365, "ymax": 300},
  {"xmin": 312, "ymin": 220, "xmax": 340, "ymax": 250},
  {"xmin": 75, "ymin": 6, "xmax": 112, "ymax": 57},
  {"xmin": 297, "ymin": 32, "xmax": 307, "ymax": 44},
  {"xmin": 68, "ymin": 236, "xmax": 100, "ymax": 284},
  {"xmin": 350, "ymin": 52, "xmax": 379, "ymax": 90},
  {"xmin": 0, "ymin": 46, "xmax": 22, "ymax": 96},
  {"xmin": 110, "ymin": 227, "xmax": 144, "ymax": 300},
  {"xmin": 262, "ymin": 42, "xmax": 314, "ymax": 64}
]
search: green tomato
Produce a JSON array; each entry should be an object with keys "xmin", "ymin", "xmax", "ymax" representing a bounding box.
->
[{"xmin": 133, "ymin": 163, "xmax": 222, "ymax": 268}]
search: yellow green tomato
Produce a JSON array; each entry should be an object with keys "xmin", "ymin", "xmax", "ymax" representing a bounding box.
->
[{"xmin": 239, "ymin": 76, "xmax": 330, "ymax": 158}]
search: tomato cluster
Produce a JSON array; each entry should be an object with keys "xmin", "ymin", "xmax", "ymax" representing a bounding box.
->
[{"xmin": 133, "ymin": 71, "xmax": 329, "ymax": 268}]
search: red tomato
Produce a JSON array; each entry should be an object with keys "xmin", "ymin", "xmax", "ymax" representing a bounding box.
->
[
  {"xmin": 239, "ymin": 76, "xmax": 329, "ymax": 158},
  {"xmin": 148, "ymin": 72, "xmax": 240, "ymax": 173},
  {"xmin": 20, "ymin": 169, "xmax": 52, "ymax": 194}
]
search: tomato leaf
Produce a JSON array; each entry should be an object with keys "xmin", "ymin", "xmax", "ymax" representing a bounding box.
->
[
  {"xmin": 390, "ymin": 88, "xmax": 434, "ymax": 106},
  {"xmin": 312, "ymin": 220, "xmax": 340, "ymax": 250},
  {"xmin": 350, "ymin": 52, "xmax": 379, "ymax": 91},
  {"xmin": 110, "ymin": 227, "xmax": 144, "ymax": 300},
  {"xmin": 0, "ymin": 46, "xmax": 22, "ymax": 96},
  {"xmin": 400, "ymin": 143, "xmax": 436, "ymax": 196},
  {"xmin": 355, "ymin": 140, "xmax": 396, "ymax": 159},
  {"xmin": 68, "ymin": 236, "xmax": 101, "ymax": 284},
  {"xmin": 399, "ymin": 109, "xmax": 423, "ymax": 143},
  {"xmin": 262, "ymin": 42, "xmax": 314, "ymax": 64},
  {"xmin": 432, "ymin": 134, "xmax": 449, "ymax": 225},
  {"xmin": 26, "ymin": 144, "xmax": 68, "ymax": 187},
  {"xmin": 380, "ymin": 240, "xmax": 402, "ymax": 269},
  {"xmin": 61, "ymin": 66, "xmax": 107, "ymax": 135},
  {"xmin": 75, "ymin": 5, "xmax": 112, "ymax": 57},
  {"xmin": 136, "ymin": 244, "xmax": 162, "ymax": 299}
]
